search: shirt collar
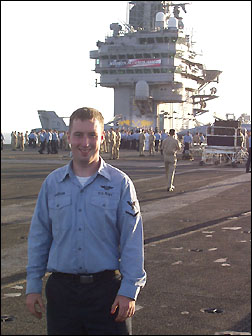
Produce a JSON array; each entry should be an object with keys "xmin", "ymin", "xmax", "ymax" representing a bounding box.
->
[
  {"xmin": 58, "ymin": 157, "xmax": 111, "ymax": 182},
  {"xmin": 97, "ymin": 157, "xmax": 111, "ymax": 181},
  {"xmin": 57, "ymin": 161, "xmax": 73, "ymax": 182}
]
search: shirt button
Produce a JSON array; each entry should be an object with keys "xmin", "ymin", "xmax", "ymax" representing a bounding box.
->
[
  {"xmin": 102, "ymin": 204, "xmax": 106, "ymax": 207},
  {"xmin": 78, "ymin": 209, "xmax": 82, "ymax": 212},
  {"xmin": 78, "ymin": 228, "xmax": 82, "ymax": 231},
  {"xmin": 78, "ymin": 248, "xmax": 82, "ymax": 251},
  {"xmin": 56, "ymin": 204, "xmax": 59, "ymax": 208}
]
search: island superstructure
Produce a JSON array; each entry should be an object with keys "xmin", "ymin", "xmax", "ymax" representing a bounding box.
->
[{"xmin": 91, "ymin": 1, "xmax": 222, "ymax": 131}]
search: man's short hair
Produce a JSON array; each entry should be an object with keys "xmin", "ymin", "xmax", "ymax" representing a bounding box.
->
[
  {"xmin": 69, "ymin": 107, "xmax": 104, "ymax": 133},
  {"xmin": 169, "ymin": 129, "xmax": 175, "ymax": 135}
]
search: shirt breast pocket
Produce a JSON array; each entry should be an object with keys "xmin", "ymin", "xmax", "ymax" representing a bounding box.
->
[
  {"xmin": 49, "ymin": 195, "xmax": 71, "ymax": 209},
  {"xmin": 90, "ymin": 196, "xmax": 119, "ymax": 229},
  {"xmin": 48, "ymin": 194, "xmax": 72, "ymax": 232}
]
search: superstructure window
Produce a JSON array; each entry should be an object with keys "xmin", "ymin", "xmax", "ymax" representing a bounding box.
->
[
  {"xmin": 155, "ymin": 37, "xmax": 172, "ymax": 43},
  {"xmin": 100, "ymin": 68, "xmax": 175, "ymax": 75},
  {"xmin": 139, "ymin": 38, "xmax": 147, "ymax": 44},
  {"xmin": 147, "ymin": 38, "xmax": 155, "ymax": 43},
  {"xmin": 119, "ymin": 55, "xmax": 126, "ymax": 59}
]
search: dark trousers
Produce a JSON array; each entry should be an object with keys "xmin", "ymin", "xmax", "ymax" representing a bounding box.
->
[
  {"xmin": 183, "ymin": 142, "xmax": 190, "ymax": 153},
  {"xmin": 47, "ymin": 141, "xmax": 52, "ymax": 154},
  {"xmin": 246, "ymin": 148, "xmax": 251, "ymax": 172},
  {"xmin": 45, "ymin": 273, "xmax": 132, "ymax": 335},
  {"xmin": 51, "ymin": 140, "xmax": 58, "ymax": 154},
  {"xmin": 39, "ymin": 141, "xmax": 46, "ymax": 153}
]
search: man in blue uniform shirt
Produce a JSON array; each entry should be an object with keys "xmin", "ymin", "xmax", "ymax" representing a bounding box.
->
[
  {"xmin": 245, "ymin": 130, "xmax": 251, "ymax": 173},
  {"xmin": 183, "ymin": 131, "xmax": 193, "ymax": 153},
  {"xmin": 26, "ymin": 107, "xmax": 146, "ymax": 335}
]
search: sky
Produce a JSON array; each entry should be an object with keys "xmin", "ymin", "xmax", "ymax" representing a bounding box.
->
[{"xmin": 1, "ymin": 1, "xmax": 251, "ymax": 137}]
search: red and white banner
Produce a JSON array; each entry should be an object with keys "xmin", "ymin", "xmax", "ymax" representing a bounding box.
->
[{"xmin": 109, "ymin": 58, "xmax": 161, "ymax": 68}]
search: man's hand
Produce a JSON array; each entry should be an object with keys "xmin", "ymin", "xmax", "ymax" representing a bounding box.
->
[
  {"xmin": 111, "ymin": 295, "xmax": 135, "ymax": 322},
  {"xmin": 26, "ymin": 293, "xmax": 45, "ymax": 319}
]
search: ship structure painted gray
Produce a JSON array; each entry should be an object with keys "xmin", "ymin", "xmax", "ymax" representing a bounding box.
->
[{"xmin": 90, "ymin": 1, "xmax": 222, "ymax": 132}]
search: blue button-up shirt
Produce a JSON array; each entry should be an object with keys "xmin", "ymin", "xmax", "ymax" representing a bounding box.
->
[
  {"xmin": 52, "ymin": 132, "xmax": 58, "ymax": 141},
  {"xmin": 183, "ymin": 134, "xmax": 193, "ymax": 143},
  {"xmin": 45, "ymin": 132, "xmax": 52, "ymax": 142},
  {"xmin": 39, "ymin": 133, "xmax": 45, "ymax": 142},
  {"xmin": 26, "ymin": 158, "xmax": 146, "ymax": 300}
]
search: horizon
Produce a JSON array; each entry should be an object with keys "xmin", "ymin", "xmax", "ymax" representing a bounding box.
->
[{"xmin": 2, "ymin": 115, "xmax": 251, "ymax": 145}]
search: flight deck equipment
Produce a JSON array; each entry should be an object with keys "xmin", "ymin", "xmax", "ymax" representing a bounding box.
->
[{"xmin": 200, "ymin": 118, "xmax": 248, "ymax": 167}]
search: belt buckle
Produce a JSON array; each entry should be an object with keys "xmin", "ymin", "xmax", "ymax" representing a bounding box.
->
[{"xmin": 80, "ymin": 275, "xmax": 93, "ymax": 284}]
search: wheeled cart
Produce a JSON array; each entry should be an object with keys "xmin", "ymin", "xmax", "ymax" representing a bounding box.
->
[{"xmin": 200, "ymin": 120, "xmax": 248, "ymax": 167}]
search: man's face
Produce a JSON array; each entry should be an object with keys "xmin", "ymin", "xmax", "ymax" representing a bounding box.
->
[{"xmin": 68, "ymin": 118, "xmax": 103, "ymax": 167}]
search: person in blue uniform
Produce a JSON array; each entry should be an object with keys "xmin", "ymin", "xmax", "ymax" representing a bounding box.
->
[
  {"xmin": 245, "ymin": 130, "xmax": 251, "ymax": 173},
  {"xmin": 26, "ymin": 107, "xmax": 146, "ymax": 335}
]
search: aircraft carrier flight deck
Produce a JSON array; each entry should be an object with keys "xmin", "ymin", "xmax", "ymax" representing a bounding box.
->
[{"xmin": 1, "ymin": 146, "xmax": 251, "ymax": 335}]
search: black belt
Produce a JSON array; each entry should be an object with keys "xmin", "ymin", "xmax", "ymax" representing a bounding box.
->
[{"xmin": 52, "ymin": 270, "xmax": 120, "ymax": 284}]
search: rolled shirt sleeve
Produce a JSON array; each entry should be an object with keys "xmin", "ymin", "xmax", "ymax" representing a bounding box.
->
[
  {"xmin": 26, "ymin": 180, "xmax": 53, "ymax": 294},
  {"xmin": 117, "ymin": 178, "xmax": 146, "ymax": 300}
]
